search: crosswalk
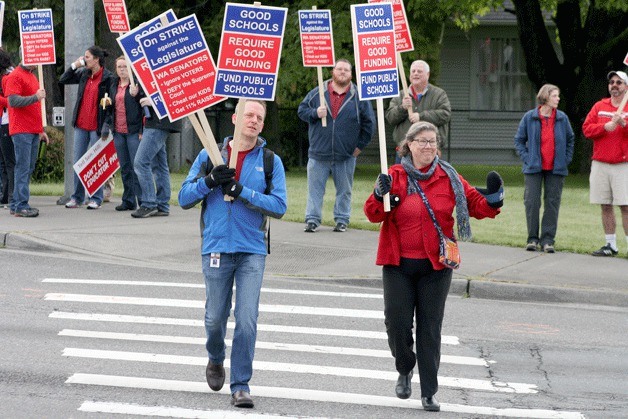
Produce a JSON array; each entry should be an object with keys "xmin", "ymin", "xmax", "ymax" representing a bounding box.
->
[{"xmin": 43, "ymin": 277, "xmax": 584, "ymax": 418}]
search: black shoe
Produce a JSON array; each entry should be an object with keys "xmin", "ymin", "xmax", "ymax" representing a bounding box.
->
[
  {"xmin": 591, "ymin": 243, "xmax": 618, "ymax": 257},
  {"xmin": 115, "ymin": 204, "xmax": 135, "ymax": 211},
  {"xmin": 14, "ymin": 207, "xmax": 39, "ymax": 218},
  {"xmin": 395, "ymin": 370, "xmax": 413, "ymax": 399},
  {"xmin": 333, "ymin": 223, "xmax": 347, "ymax": 232},
  {"xmin": 304, "ymin": 222, "xmax": 317, "ymax": 233},
  {"xmin": 151, "ymin": 210, "xmax": 169, "ymax": 217},
  {"xmin": 131, "ymin": 207, "xmax": 158, "ymax": 218},
  {"xmin": 231, "ymin": 390, "xmax": 254, "ymax": 408},
  {"xmin": 422, "ymin": 396, "xmax": 440, "ymax": 412},
  {"xmin": 205, "ymin": 360, "xmax": 225, "ymax": 391}
]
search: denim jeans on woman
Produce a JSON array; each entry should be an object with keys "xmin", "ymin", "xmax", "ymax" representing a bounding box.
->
[
  {"xmin": 523, "ymin": 171, "xmax": 565, "ymax": 246},
  {"xmin": 113, "ymin": 132, "xmax": 141, "ymax": 209},
  {"xmin": 72, "ymin": 128, "xmax": 104, "ymax": 204},
  {"xmin": 134, "ymin": 128, "xmax": 170, "ymax": 212},
  {"xmin": 305, "ymin": 156, "xmax": 356, "ymax": 227},
  {"xmin": 11, "ymin": 133, "xmax": 39, "ymax": 212},
  {"xmin": 201, "ymin": 252, "xmax": 265, "ymax": 394}
]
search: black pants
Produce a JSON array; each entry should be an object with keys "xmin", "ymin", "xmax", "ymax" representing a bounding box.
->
[
  {"xmin": 382, "ymin": 258, "xmax": 452, "ymax": 397},
  {"xmin": 0, "ymin": 124, "xmax": 15, "ymax": 205}
]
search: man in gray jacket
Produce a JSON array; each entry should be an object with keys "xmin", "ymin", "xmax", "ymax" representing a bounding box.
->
[{"xmin": 386, "ymin": 60, "xmax": 451, "ymax": 162}]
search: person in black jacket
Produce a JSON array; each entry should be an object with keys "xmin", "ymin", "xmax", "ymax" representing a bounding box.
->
[
  {"xmin": 59, "ymin": 45, "xmax": 114, "ymax": 210},
  {"xmin": 102, "ymin": 56, "xmax": 144, "ymax": 211}
]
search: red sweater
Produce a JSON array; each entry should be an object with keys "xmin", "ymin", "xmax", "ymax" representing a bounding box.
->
[
  {"xmin": 364, "ymin": 164, "xmax": 500, "ymax": 270},
  {"xmin": 2, "ymin": 66, "xmax": 42, "ymax": 135},
  {"xmin": 582, "ymin": 97, "xmax": 628, "ymax": 164}
]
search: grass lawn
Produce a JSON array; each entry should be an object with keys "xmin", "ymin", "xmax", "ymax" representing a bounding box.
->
[{"xmin": 31, "ymin": 164, "xmax": 619, "ymax": 256}]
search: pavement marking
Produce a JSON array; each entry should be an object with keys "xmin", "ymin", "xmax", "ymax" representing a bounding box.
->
[
  {"xmin": 62, "ymin": 348, "xmax": 531, "ymax": 392},
  {"xmin": 42, "ymin": 278, "xmax": 382, "ymax": 299},
  {"xmin": 78, "ymin": 401, "xmax": 325, "ymax": 418},
  {"xmin": 68, "ymin": 374, "xmax": 582, "ymax": 418},
  {"xmin": 45, "ymin": 293, "xmax": 383, "ymax": 318},
  {"xmin": 49, "ymin": 311, "xmax": 459, "ymax": 345},
  {"xmin": 58, "ymin": 329, "xmax": 482, "ymax": 368}
]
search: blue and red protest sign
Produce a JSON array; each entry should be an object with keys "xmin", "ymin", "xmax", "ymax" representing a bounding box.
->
[
  {"xmin": 18, "ymin": 9, "xmax": 56, "ymax": 66},
  {"xmin": 368, "ymin": 0, "xmax": 413, "ymax": 53},
  {"xmin": 117, "ymin": 10, "xmax": 177, "ymax": 119},
  {"xmin": 298, "ymin": 9, "xmax": 334, "ymax": 67},
  {"xmin": 215, "ymin": 3, "xmax": 288, "ymax": 100},
  {"xmin": 138, "ymin": 14, "xmax": 225, "ymax": 121},
  {"xmin": 351, "ymin": 3, "xmax": 398, "ymax": 100}
]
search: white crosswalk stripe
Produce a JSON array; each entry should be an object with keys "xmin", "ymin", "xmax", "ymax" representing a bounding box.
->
[{"xmin": 45, "ymin": 277, "xmax": 584, "ymax": 418}]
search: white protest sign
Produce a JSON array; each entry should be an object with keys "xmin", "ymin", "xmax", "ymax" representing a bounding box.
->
[{"xmin": 73, "ymin": 136, "xmax": 120, "ymax": 197}]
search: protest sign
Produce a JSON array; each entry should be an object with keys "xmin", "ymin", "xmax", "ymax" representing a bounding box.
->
[
  {"xmin": 624, "ymin": 52, "xmax": 628, "ymax": 66},
  {"xmin": 18, "ymin": 9, "xmax": 56, "ymax": 66},
  {"xmin": 102, "ymin": 0, "xmax": 130, "ymax": 33},
  {"xmin": 0, "ymin": 2, "xmax": 5, "ymax": 47},
  {"xmin": 298, "ymin": 7, "xmax": 335, "ymax": 127},
  {"xmin": 73, "ymin": 136, "xmax": 120, "ymax": 197},
  {"xmin": 117, "ymin": 9, "xmax": 177, "ymax": 119},
  {"xmin": 351, "ymin": 2, "xmax": 397, "ymax": 211},
  {"xmin": 138, "ymin": 14, "xmax": 225, "ymax": 121}
]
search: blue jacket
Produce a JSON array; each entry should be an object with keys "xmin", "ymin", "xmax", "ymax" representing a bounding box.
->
[
  {"xmin": 297, "ymin": 80, "xmax": 376, "ymax": 162},
  {"xmin": 514, "ymin": 108, "xmax": 575, "ymax": 176},
  {"xmin": 178, "ymin": 138, "xmax": 287, "ymax": 256}
]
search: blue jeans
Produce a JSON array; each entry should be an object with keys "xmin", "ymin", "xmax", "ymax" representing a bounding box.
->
[
  {"xmin": 72, "ymin": 128, "xmax": 104, "ymax": 204},
  {"xmin": 305, "ymin": 157, "xmax": 356, "ymax": 226},
  {"xmin": 202, "ymin": 252, "xmax": 266, "ymax": 394},
  {"xmin": 114, "ymin": 132, "xmax": 141, "ymax": 209},
  {"xmin": 134, "ymin": 128, "xmax": 170, "ymax": 211},
  {"xmin": 11, "ymin": 133, "xmax": 39, "ymax": 211},
  {"xmin": 524, "ymin": 172, "xmax": 565, "ymax": 246}
]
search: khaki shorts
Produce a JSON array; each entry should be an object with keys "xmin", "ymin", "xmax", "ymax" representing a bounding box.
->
[{"xmin": 589, "ymin": 161, "xmax": 628, "ymax": 205}]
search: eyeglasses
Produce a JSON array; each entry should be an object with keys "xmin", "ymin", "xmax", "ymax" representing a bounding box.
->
[
  {"xmin": 608, "ymin": 80, "xmax": 624, "ymax": 86},
  {"xmin": 414, "ymin": 138, "xmax": 438, "ymax": 147}
]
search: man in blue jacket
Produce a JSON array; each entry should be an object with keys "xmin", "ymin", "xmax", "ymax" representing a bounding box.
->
[
  {"xmin": 178, "ymin": 100, "xmax": 287, "ymax": 409},
  {"xmin": 298, "ymin": 59, "xmax": 376, "ymax": 233}
]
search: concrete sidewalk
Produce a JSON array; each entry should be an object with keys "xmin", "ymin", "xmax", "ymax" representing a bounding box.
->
[{"xmin": 1, "ymin": 196, "xmax": 626, "ymax": 307}]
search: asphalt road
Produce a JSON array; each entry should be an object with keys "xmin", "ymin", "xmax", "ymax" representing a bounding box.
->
[{"xmin": 1, "ymin": 248, "xmax": 627, "ymax": 418}]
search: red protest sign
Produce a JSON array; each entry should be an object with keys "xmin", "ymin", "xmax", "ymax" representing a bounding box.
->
[
  {"xmin": 102, "ymin": 0, "xmax": 130, "ymax": 33},
  {"xmin": 369, "ymin": 0, "xmax": 413, "ymax": 53},
  {"xmin": 73, "ymin": 137, "xmax": 120, "ymax": 197},
  {"xmin": 298, "ymin": 10, "xmax": 335, "ymax": 67},
  {"xmin": 18, "ymin": 9, "xmax": 56, "ymax": 65}
]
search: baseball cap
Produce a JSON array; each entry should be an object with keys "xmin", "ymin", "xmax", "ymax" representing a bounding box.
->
[{"xmin": 607, "ymin": 70, "xmax": 628, "ymax": 84}]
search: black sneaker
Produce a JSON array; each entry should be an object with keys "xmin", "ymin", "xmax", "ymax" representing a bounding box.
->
[
  {"xmin": 591, "ymin": 244, "xmax": 618, "ymax": 257},
  {"xmin": 151, "ymin": 210, "xmax": 169, "ymax": 217},
  {"xmin": 115, "ymin": 204, "xmax": 135, "ymax": 211},
  {"xmin": 304, "ymin": 222, "xmax": 317, "ymax": 233},
  {"xmin": 14, "ymin": 208, "xmax": 39, "ymax": 218},
  {"xmin": 131, "ymin": 207, "xmax": 158, "ymax": 218},
  {"xmin": 333, "ymin": 223, "xmax": 347, "ymax": 232}
]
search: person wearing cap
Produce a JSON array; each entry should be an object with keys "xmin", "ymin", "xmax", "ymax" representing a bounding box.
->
[
  {"xmin": 514, "ymin": 84, "xmax": 575, "ymax": 253},
  {"xmin": 582, "ymin": 70, "xmax": 628, "ymax": 257}
]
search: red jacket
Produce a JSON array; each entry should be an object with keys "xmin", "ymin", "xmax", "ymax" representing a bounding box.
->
[
  {"xmin": 582, "ymin": 97, "xmax": 628, "ymax": 164},
  {"xmin": 364, "ymin": 164, "xmax": 500, "ymax": 269}
]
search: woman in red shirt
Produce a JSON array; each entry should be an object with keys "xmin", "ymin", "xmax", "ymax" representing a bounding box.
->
[{"xmin": 364, "ymin": 121, "xmax": 502, "ymax": 411}]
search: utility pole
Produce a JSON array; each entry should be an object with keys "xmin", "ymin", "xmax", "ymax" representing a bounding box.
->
[{"xmin": 58, "ymin": 0, "xmax": 94, "ymax": 204}]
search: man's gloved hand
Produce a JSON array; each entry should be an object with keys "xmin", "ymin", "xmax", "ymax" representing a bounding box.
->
[
  {"xmin": 221, "ymin": 180, "xmax": 243, "ymax": 198},
  {"xmin": 204, "ymin": 164, "xmax": 235, "ymax": 189},
  {"xmin": 374, "ymin": 173, "xmax": 392, "ymax": 201},
  {"xmin": 476, "ymin": 171, "xmax": 504, "ymax": 208}
]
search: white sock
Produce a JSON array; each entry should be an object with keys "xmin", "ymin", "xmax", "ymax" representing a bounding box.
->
[{"xmin": 605, "ymin": 234, "xmax": 617, "ymax": 250}]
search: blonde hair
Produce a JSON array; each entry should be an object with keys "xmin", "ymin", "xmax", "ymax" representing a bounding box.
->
[{"xmin": 536, "ymin": 84, "xmax": 559, "ymax": 105}]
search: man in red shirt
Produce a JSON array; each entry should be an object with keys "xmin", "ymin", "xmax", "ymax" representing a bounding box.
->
[
  {"xmin": 582, "ymin": 70, "xmax": 628, "ymax": 256},
  {"xmin": 3, "ymin": 61, "xmax": 49, "ymax": 217}
]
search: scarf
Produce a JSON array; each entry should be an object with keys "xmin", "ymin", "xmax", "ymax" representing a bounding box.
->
[{"xmin": 401, "ymin": 155, "xmax": 472, "ymax": 241}]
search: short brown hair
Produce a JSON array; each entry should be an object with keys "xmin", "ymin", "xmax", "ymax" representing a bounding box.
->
[{"xmin": 536, "ymin": 84, "xmax": 559, "ymax": 105}]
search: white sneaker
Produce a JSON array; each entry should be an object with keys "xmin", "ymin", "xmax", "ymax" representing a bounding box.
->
[
  {"xmin": 65, "ymin": 198, "xmax": 80, "ymax": 208},
  {"xmin": 86, "ymin": 200, "xmax": 101, "ymax": 210}
]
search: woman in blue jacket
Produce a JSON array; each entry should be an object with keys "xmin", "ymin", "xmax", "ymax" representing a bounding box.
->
[{"xmin": 514, "ymin": 84, "xmax": 574, "ymax": 253}]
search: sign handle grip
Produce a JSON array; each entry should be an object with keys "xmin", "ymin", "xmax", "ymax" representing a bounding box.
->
[
  {"xmin": 376, "ymin": 98, "xmax": 390, "ymax": 212},
  {"xmin": 317, "ymin": 66, "xmax": 327, "ymax": 127},
  {"xmin": 38, "ymin": 65, "xmax": 47, "ymax": 127}
]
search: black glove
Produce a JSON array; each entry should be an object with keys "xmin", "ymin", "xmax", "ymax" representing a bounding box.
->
[
  {"xmin": 204, "ymin": 164, "xmax": 235, "ymax": 189},
  {"xmin": 374, "ymin": 173, "xmax": 392, "ymax": 200},
  {"xmin": 221, "ymin": 180, "xmax": 243, "ymax": 198},
  {"xmin": 476, "ymin": 171, "xmax": 504, "ymax": 208}
]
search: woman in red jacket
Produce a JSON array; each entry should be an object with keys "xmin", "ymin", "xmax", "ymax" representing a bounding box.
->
[{"xmin": 364, "ymin": 121, "xmax": 502, "ymax": 411}]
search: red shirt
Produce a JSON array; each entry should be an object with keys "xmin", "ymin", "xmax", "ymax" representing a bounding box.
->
[
  {"xmin": 2, "ymin": 66, "xmax": 43, "ymax": 135},
  {"xmin": 114, "ymin": 83, "xmax": 128, "ymax": 134},
  {"xmin": 76, "ymin": 67, "xmax": 103, "ymax": 131},
  {"xmin": 539, "ymin": 107, "xmax": 556, "ymax": 171},
  {"xmin": 328, "ymin": 83, "xmax": 348, "ymax": 119},
  {"xmin": 228, "ymin": 143, "xmax": 254, "ymax": 181}
]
